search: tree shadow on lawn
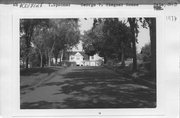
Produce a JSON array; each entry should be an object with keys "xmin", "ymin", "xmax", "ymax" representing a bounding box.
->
[
  {"xmin": 61, "ymin": 67, "xmax": 156, "ymax": 108},
  {"xmin": 21, "ymin": 67, "xmax": 156, "ymax": 109},
  {"xmin": 58, "ymin": 80, "xmax": 156, "ymax": 108},
  {"xmin": 21, "ymin": 101, "xmax": 64, "ymax": 109},
  {"xmin": 21, "ymin": 84, "xmax": 156, "ymax": 109},
  {"xmin": 20, "ymin": 67, "xmax": 59, "ymax": 76}
]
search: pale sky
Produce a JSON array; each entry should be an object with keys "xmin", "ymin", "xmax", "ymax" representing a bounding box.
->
[{"xmin": 72, "ymin": 18, "xmax": 150, "ymax": 53}]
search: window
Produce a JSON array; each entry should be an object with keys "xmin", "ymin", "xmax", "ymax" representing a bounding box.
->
[{"xmin": 91, "ymin": 56, "xmax": 94, "ymax": 60}]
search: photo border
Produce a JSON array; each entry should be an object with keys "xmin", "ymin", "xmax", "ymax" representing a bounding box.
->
[{"xmin": 0, "ymin": 5, "xmax": 179, "ymax": 118}]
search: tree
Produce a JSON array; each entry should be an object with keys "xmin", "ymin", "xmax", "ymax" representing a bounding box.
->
[
  {"xmin": 20, "ymin": 19, "xmax": 49, "ymax": 68},
  {"xmin": 128, "ymin": 18, "xmax": 139, "ymax": 71},
  {"xmin": 140, "ymin": 18, "xmax": 156, "ymax": 77},
  {"xmin": 44, "ymin": 29, "xmax": 56, "ymax": 66},
  {"xmin": 83, "ymin": 18, "xmax": 133, "ymax": 66},
  {"xmin": 32, "ymin": 25, "xmax": 48, "ymax": 68},
  {"xmin": 82, "ymin": 19, "xmax": 109, "ymax": 63},
  {"xmin": 21, "ymin": 19, "xmax": 81, "ymax": 68},
  {"xmin": 141, "ymin": 43, "xmax": 151, "ymax": 61},
  {"xmin": 83, "ymin": 30, "xmax": 100, "ymax": 56},
  {"xmin": 103, "ymin": 19, "xmax": 132, "ymax": 67},
  {"xmin": 20, "ymin": 19, "xmax": 34, "ymax": 68},
  {"xmin": 50, "ymin": 19, "xmax": 80, "ymax": 64},
  {"xmin": 20, "ymin": 35, "xmax": 27, "ymax": 67}
]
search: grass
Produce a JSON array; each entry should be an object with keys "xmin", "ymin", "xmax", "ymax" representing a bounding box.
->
[
  {"xmin": 20, "ymin": 67, "xmax": 60, "ymax": 76},
  {"xmin": 104, "ymin": 60, "xmax": 156, "ymax": 88},
  {"xmin": 20, "ymin": 67, "xmax": 63, "ymax": 91}
]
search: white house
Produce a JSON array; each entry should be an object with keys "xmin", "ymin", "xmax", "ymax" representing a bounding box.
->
[
  {"xmin": 51, "ymin": 41, "xmax": 104, "ymax": 66},
  {"xmin": 51, "ymin": 58, "xmax": 61, "ymax": 64},
  {"xmin": 69, "ymin": 52, "xmax": 84, "ymax": 66},
  {"xmin": 69, "ymin": 51, "xmax": 104, "ymax": 66}
]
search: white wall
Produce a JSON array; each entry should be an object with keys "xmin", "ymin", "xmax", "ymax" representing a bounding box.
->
[
  {"xmin": 52, "ymin": 58, "xmax": 60, "ymax": 64},
  {"xmin": 89, "ymin": 54, "xmax": 104, "ymax": 61},
  {"xmin": 69, "ymin": 52, "xmax": 83, "ymax": 65}
]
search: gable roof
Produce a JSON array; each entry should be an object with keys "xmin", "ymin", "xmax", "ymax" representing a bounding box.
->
[{"xmin": 69, "ymin": 51, "xmax": 89, "ymax": 60}]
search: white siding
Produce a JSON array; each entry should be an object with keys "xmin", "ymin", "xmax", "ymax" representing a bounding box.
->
[{"xmin": 69, "ymin": 52, "xmax": 84, "ymax": 66}]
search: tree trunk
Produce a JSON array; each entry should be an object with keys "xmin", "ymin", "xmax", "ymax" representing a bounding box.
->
[
  {"xmin": 25, "ymin": 34, "xmax": 31, "ymax": 69},
  {"xmin": 132, "ymin": 36, "xmax": 137, "ymax": 72},
  {"xmin": 25, "ymin": 57, "xmax": 29, "ymax": 69},
  {"xmin": 48, "ymin": 56, "xmax": 51, "ymax": 67},
  {"xmin": 45, "ymin": 51, "xmax": 48, "ymax": 67},
  {"xmin": 128, "ymin": 18, "xmax": 137, "ymax": 72},
  {"xmin": 55, "ymin": 58, "xmax": 58, "ymax": 65},
  {"xmin": 149, "ymin": 18, "xmax": 156, "ymax": 78},
  {"xmin": 49, "ymin": 42, "xmax": 55, "ymax": 66},
  {"xmin": 47, "ymin": 50, "xmax": 51, "ymax": 67},
  {"xmin": 60, "ymin": 50, "xmax": 64, "ymax": 62},
  {"xmin": 38, "ymin": 49, "xmax": 43, "ymax": 68},
  {"xmin": 104, "ymin": 55, "xmax": 107, "ymax": 64},
  {"xmin": 121, "ymin": 42, "xmax": 125, "ymax": 67},
  {"xmin": 40, "ymin": 53, "xmax": 43, "ymax": 68}
]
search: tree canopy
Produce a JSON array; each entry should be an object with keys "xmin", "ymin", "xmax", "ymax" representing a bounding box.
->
[
  {"xmin": 20, "ymin": 18, "xmax": 156, "ymax": 74},
  {"xmin": 82, "ymin": 18, "xmax": 133, "ymax": 64},
  {"xmin": 20, "ymin": 19, "xmax": 80, "ymax": 68}
]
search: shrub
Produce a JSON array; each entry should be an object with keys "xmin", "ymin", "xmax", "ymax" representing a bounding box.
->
[
  {"xmin": 60, "ymin": 61, "xmax": 76, "ymax": 67},
  {"xmin": 141, "ymin": 43, "xmax": 151, "ymax": 62},
  {"xmin": 96, "ymin": 59, "xmax": 104, "ymax": 66}
]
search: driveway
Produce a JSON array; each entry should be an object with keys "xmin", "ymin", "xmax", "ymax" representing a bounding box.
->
[{"xmin": 20, "ymin": 66, "xmax": 156, "ymax": 109}]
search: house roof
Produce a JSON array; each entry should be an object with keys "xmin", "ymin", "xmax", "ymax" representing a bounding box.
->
[{"xmin": 69, "ymin": 51, "xmax": 89, "ymax": 60}]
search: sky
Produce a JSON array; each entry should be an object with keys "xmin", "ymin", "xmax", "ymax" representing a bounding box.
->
[{"xmin": 72, "ymin": 18, "xmax": 150, "ymax": 53}]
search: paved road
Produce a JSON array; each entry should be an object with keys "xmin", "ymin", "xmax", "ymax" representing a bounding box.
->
[{"xmin": 21, "ymin": 66, "xmax": 156, "ymax": 109}]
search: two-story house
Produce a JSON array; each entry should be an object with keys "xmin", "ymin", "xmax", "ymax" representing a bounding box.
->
[{"xmin": 69, "ymin": 52, "xmax": 104, "ymax": 66}]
